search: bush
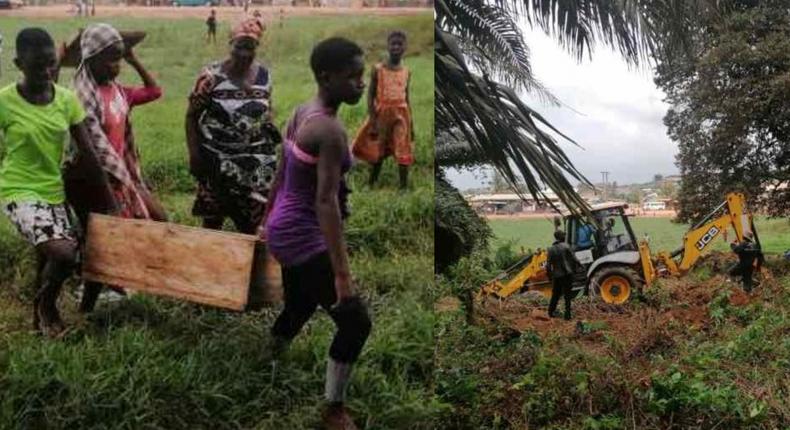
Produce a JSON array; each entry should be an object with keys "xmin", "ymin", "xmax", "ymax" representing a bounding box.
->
[{"xmin": 492, "ymin": 240, "xmax": 528, "ymax": 271}]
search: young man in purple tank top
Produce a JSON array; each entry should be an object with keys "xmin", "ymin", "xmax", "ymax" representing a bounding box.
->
[{"xmin": 263, "ymin": 38, "xmax": 370, "ymax": 430}]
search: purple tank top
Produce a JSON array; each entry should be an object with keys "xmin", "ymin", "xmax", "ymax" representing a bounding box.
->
[{"xmin": 264, "ymin": 104, "xmax": 352, "ymax": 267}]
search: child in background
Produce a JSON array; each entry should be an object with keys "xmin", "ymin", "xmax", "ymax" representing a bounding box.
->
[
  {"xmin": 0, "ymin": 28, "xmax": 115, "ymax": 337},
  {"xmin": 64, "ymin": 23, "xmax": 166, "ymax": 313},
  {"xmin": 352, "ymin": 30, "xmax": 414, "ymax": 190},
  {"xmin": 206, "ymin": 9, "xmax": 218, "ymax": 44}
]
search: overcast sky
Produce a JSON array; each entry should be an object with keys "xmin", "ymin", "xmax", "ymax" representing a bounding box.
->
[{"xmin": 445, "ymin": 26, "xmax": 680, "ymax": 191}]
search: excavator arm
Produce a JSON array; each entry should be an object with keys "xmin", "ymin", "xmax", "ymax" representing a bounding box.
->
[
  {"xmin": 480, "ymin": 250, "xmax": 550, "ymax": 298},
  {"xmin": 653, "ymin": 192, "xmax": 759, "ymax": 277}
]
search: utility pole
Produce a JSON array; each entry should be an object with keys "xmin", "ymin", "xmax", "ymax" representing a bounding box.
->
[{"xmin": 600, "ymin": 171, "xmax": 609, "ymax": 201}]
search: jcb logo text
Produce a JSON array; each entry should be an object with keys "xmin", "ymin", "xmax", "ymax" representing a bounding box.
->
[{"xmin": 695, "ymin": 226, "xmax": 720, "ymax": 250}]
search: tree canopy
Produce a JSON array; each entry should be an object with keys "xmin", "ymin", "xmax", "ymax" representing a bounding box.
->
[{"xmin": 655, "ymin": 2, "xmax": 790, "ymax": 221}]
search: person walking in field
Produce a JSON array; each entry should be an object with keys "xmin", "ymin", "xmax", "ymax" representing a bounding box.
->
[
  {"xmin": 63, "ymin": 23, "xmax": 167, "ymax": 313},
  {"xmin": 186, "ymin": 18, "xmax": 281, "ymax": 235},
  {"xmin": 352, "ymin": 30, "xmax": 414, "ymax": 190},
  {"xmin": 0, "ymin": 28, "xmax": 116, "ymax": 337},
  {"xmin": 206, "ymin": 9, "xmax": 218, "ymax": 45},
  {"xmin": 546, "ymin": 230, "xmax": 581, "ymax": 320},
  {"xmin": 264, "ymin": 37, "xmax": 371, "ymax": 430}
]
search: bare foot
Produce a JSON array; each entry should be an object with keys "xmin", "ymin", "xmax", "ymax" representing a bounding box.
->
[{"xmin": 36, "ymin": 302, "xmax": 67, "ymax": 339}]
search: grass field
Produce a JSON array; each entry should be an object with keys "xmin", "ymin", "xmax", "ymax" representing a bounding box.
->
[
  {"xmin": 489, "ymin": 216, "xmax": 790, "ymax": 256},
  {"xmin": 0, "ymin": 13, "xmax": 438, "ymax": 429}
]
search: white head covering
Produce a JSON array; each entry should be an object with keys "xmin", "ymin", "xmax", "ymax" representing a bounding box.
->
[{"xmin": 80, "ymin": 23, "xmax": 123, "ymax": 62}]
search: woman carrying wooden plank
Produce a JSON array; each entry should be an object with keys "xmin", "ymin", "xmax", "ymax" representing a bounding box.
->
[
  {"xmin": 264, "ymin": 38, "xmax": 371, "ymax": 430},
  {"xmin": 63, "ymin": 23, "xmax": 167, "ymax": 313},
  {"xmin": 0, "ymin": 28, "xmax": 116, "ymax": 337}
]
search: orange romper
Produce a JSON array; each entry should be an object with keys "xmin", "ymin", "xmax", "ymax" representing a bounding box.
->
[{"xmin": 352, "ymin": 63, "xmax": 414, "ymax": 166}]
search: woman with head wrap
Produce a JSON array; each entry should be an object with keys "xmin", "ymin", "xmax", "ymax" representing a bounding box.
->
[
  {"xmin": 185, "ymin": 18, "xmax": 281, "ymax": 234},
  {"xmin": 63, "ymin": 23, "xmax": 166, "ymax": 313}
]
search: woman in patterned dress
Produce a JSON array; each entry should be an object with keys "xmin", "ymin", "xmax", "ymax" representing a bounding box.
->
[{"xmin": 186, "ymin": 18, "xmax": 281, "ymax": 234}]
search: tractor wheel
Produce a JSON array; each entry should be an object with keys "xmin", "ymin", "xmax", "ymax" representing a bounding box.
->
[{"xmin": 591, "ymin": 266, "xmax": 641, "ymax": 304}]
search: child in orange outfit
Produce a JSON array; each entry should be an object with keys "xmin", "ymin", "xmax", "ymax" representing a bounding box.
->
[{"xmin": 352, "ymin": 30, "xmax": 414, "ymax": 190}]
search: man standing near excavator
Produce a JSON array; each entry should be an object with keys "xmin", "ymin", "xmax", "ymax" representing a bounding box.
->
[
  {"xmin": 729, "ymin": 231, "xmax": 763, "ymax": 293},
  {"xmin": 546, "ymin": 230, "xmax": 581, "ymax": 320}
]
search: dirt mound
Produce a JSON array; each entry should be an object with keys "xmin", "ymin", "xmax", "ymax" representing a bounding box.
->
[
  {"xmin": 764, "ymin": 257, "xmax": 790, "ymax": 277},
  {"xmin": 626, "ymin": 326, "xmax": 675, "ymax": 359},
  {"xmin": 728, "ymin": 289, "xmax": 751, "ymax": 306},
  {"xmin": 474, "ymin": 253, "xmax": 781, "ymax": 358},
  {"xmin": 696, "ymin": 252, "xmax": 738, "ymax": 272},
  {"xmin": 477, "ymin": 279, "xmax": 721, "ymax": 357}
]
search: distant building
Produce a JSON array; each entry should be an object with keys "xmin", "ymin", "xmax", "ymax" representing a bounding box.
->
[
  {"xmin": 467, "ymin": 191, "xmax": 563, "ymax": 215},
  {"xmin": 641, "ymin": 196, "xmax": 676, "ymax": 211},
  {"xmin": 642, "ymin": 201, "xmax": 666, "ymax": 211},
  {"xmin": 662, "ymin": 175, "xmax": 682, "ymax": 184}
]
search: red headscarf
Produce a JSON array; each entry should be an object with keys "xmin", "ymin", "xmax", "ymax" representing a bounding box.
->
[{"xmin": 231, "ymin": 18, "xmax": 264, "ymax": 42}]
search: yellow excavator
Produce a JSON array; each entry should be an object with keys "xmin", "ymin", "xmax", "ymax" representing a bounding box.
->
[{"xmin": 480, "ymin": 193, "xmax": 760, "ymax": 304}]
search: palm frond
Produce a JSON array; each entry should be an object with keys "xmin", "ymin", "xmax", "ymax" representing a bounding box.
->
[
  {"xmin": 435, "ymin": 0, "xmax": 717, "ymax": 215},
  {"xmin": 436, "ymin": 132, "xmax": 484, "ymax": 167},
  {"xmin": 494, "ymin": 0, "xmax": 654, "ymax": 66},
  {"xmin": 436, "ymin": 25, "xmax": 592, "ymax": 214},
  {"xmin": 437, "ymin": 0, "xmax": 559, "ymax": 103}
]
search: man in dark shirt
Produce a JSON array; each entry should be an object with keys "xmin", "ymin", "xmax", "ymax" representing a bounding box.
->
[
  {"xmin": 729, "ymin": 231, "xmax": 763, "ymax": 293},
  {"xmin": 546, "ymin": 230, "xmax": 581, "ymax": 320}
]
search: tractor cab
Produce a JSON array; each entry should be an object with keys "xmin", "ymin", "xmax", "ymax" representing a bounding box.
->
[
  {"xmin": 561, "ymin": 202, "xmax": 643, "ymax": 303},
  {"xmin": 563, "ymin": 202, "xmax": 638, "ymax": 262}
]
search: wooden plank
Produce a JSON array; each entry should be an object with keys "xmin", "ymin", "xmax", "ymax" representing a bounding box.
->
[
  {"xmin": 247, "ymin": 242, "xmax": 283, "ymax": 310},
  {"xmin": 83, "ymin": 214, "xmax": 257, "ymax": 311}
]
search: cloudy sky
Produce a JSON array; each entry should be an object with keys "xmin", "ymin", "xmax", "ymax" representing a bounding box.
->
[{"xmin": 445, "ymin": 26, "xmax": 680, "ymax": 191}]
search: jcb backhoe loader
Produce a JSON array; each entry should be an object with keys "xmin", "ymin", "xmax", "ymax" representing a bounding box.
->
[{"xmin": 480, "ymin": 193, "xmax": 760, "ymax": 304}]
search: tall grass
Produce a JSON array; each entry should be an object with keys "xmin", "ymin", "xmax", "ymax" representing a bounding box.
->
[{"xmin": 0, "ymin": 14, "xmax": 439, "ymax": 429}]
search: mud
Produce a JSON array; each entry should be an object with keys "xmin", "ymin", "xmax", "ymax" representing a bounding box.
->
[{"xmin": 475, "ymin": 253, "xmax": 781, "ymax": 360}]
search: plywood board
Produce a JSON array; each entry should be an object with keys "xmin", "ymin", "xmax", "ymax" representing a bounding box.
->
[
  {"xmin": 83, "ymin": 214, "xmax": 257, "ymax": 311},
  {"xmin": 246, "ymin": 242, "xmax": 283, "ymax": 310}
]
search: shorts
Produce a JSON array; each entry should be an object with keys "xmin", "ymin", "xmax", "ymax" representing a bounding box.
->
[{"xmin": 2, "ymin": 201, "xmax": 76, "ymax": 246}]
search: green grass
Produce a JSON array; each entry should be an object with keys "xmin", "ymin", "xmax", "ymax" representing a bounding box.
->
[
  {"xmin": 489, "ymin": 216, "xmax": 790, "ymax": 255},
  {"xmin": 0, "ymin": 14, "xmax": 439, "ymax": 430},
  {"xmin": 0, "ymin": 15, "xmax": 434, "ymax": 193}
]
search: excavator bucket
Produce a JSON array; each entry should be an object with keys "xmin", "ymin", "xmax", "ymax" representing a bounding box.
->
[{"xmin": 481, "ymin": 250, "xmax": 550, "ymax": 299}]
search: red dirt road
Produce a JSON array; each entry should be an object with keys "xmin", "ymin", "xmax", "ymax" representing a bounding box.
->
[{"xmin": 0, "ymin": 5, "xmax": 429, "ymax": 20}]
